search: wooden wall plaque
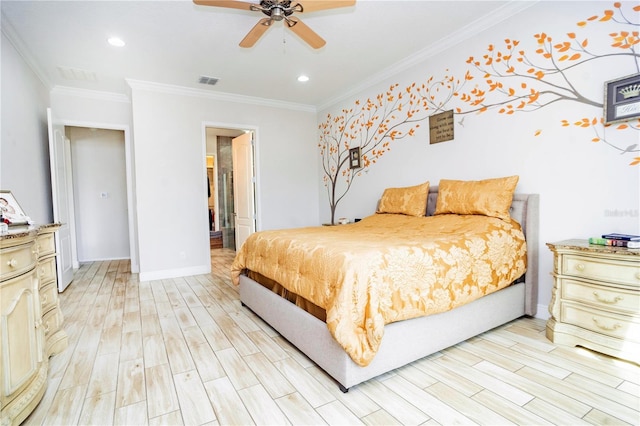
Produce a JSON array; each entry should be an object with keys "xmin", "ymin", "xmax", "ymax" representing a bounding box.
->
[{"xmin": 429, "ymin": 110, "xmax": 454, "ymax": 144}]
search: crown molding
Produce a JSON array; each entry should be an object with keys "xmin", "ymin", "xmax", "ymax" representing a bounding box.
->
[
  {"xmin": 50, "ymin": 86, "xmax": 131, "ymax": 103},
  {"xmin": 1, "ymin": 12, "xmax": 52, "ymax": 90},
  {"xmin": 317, "ymin": 0, "xmax": 539, "ymax": 111},
  {"xmin": 126, "ymin": 79, "xmax": 317, "ymax": 113}
]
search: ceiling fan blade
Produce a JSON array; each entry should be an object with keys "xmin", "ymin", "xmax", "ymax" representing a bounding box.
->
[
  {"xmin": 193, "ymin": 0, "xmax": 254, "ymax": 10},
  {"xmin": 240, "ymin": 18, "xmax": 272, "ymax": 48},
  {"xmin": 296, "ymin": 1, "xmax": 355, "ymax": 13},
  {"xmin": 286, "ymin": 17, "xmax": 326, "ymax": 49}
]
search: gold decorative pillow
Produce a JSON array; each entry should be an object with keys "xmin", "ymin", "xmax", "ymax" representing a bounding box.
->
[
  {"xmin": 434, "ymin": 176, "xmax": 519, "ymax": 220},
  {"xmin": 377, "ymin": 181, "xmax": 429, "ymax": 217}
]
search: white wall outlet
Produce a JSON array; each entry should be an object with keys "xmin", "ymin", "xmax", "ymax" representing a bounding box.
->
[{"xmin": 100, "ymin": 192, "xmax": 109, "ymax": 199}]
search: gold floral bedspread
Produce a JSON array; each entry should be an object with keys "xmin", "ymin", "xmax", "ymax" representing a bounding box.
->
[{"xmin": 231, "ymin": 213, "xmax": 527, "ymax": 366}]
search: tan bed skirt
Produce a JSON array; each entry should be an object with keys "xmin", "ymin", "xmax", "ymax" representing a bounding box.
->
[{"xmin": 247, "ymin": 270, "xmax": 327, "ymax": 321}]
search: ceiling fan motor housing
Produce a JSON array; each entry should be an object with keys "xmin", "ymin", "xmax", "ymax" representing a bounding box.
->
[{"xmin": 257, "ymin": 0, "xmax": 300, "ymax": 21}]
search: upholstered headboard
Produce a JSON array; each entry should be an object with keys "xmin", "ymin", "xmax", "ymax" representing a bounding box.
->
[{"xmin": 426, "ymin": 185, "xmax": 539, "ymax": 316}]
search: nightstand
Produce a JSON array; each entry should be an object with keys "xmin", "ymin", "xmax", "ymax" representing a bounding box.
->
[{"xmin": 546, "ymin": 239, "xmax": 640, "ymax": 364}]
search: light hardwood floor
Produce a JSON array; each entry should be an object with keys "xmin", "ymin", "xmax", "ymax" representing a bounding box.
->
[{"xmin": 24, "ymin": 249, "xmax": 640, "ymax": 425}]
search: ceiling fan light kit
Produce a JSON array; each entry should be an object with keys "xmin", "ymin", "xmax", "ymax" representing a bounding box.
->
[{"xmin": 193, "ymin": 0, "xmax": 355, "ymax": 49}]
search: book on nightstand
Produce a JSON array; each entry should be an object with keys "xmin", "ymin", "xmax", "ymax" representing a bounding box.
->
[
  {"xmin": 589, "ymin": 234, "xmax": 640, "ymax": 248},
  {"xmin": 601, "ymin": 233, "xmax": 640, "ymax": 241}
]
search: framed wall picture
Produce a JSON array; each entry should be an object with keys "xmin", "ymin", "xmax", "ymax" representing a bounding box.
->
[
  {"xmin": 0, "ymin": 190, "xmax": 31, "ymax": 226},
  {"xmin": 604, "ymin": 73, "xmax": 640, "ymax": 124},
  {"xmin": 349, "ymin": 147, "xmax": 362, "ymax": 169}
]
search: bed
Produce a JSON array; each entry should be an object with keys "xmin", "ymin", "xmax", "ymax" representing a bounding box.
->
[{"xmin": 233, "ymin": 178, "xmax": 539, "ymax": 392}]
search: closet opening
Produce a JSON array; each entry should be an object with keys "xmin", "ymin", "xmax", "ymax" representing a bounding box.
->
[{"xmin": 67, "ymin": 126, "xmax": 130, "ymax": 263}]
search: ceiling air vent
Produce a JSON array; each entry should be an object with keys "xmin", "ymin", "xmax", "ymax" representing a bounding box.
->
[
  {"xmin": 58, "ymin": 66, "xmax": 97, "ymax": 81},
  {"xmin": 199, "ymin": 76, "xmax": 219, "ymax": 86}
]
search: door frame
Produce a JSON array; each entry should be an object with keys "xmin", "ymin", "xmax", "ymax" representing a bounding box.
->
[
  {"xmin": 201, "ymin": 122, "xmax": 260, "ymax": 249},
  {"xmin": 51, "ymin": 119, "xmax": 139, "ymax": 273}
]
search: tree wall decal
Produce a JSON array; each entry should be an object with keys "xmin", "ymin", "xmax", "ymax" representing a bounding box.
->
[
  {"xmin": 318, "ymin": 84, "xmax": 427, "ymax": 224},
  {"xmin": 319, "ymin": 2, "xmax": 639, "ymax": 222},
  {"xmin": 455, "ymin": 2, "xmax": 639, "ymax": 164}
]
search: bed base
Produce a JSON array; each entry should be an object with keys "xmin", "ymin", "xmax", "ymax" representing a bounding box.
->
[
  {"xmin": 241, "ymin": 275, "xmax": 526, "ymax": 392},
  {"xmin": 239, "ymin": 190, "xmax": 539, "ymax": 391}
]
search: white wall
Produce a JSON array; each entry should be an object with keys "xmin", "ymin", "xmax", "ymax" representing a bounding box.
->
[
  {"xmin": 49, "ymin": 79, "xmax": 319, "ymax": 281},
  {"xmin": 317, "ymin": 2, "xmax": 640, "ymax": 318},
  {"xmin": 1, "ymin": 32, "xmax": 52, "ymax": 224},
  {"xmin": 129, "ymin": 83, "xmax": 319, "ymax": 281},
  {"xmin": 51, "ymin": 88, "xmax": 132, "ymax": 127},
  {"xmin": 69, "ymin": 127, "xmax": 130, "ymax": 261}
]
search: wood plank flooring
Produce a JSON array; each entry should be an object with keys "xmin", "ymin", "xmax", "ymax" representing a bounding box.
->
[{"xmin": 24, "ymin": 249, "xmax": 640, "ymax": 425}]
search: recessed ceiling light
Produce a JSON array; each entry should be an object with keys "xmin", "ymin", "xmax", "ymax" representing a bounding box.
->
[
  {"xmin": 297, "ymin": 75, "xmax": 310, "ymax": 82},
  {"xmin": 108, "ymin": 37, "xmax": 125, "ymax": 47}
]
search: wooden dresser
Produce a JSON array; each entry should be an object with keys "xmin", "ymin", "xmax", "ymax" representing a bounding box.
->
[
  {"xmin": 546, "ymin": 239, "xmax": 640, "ymax": 364},
  {"xmin": 0, "ymin": 224, "xmax": 68, "ymax": 425}
]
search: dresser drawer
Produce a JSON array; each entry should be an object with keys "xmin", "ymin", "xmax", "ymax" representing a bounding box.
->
[
  {"xmin": 40, "ymin": 282, "xmax": 59, "ymax": 314},
  {"xmin": 561, "ymin": 302, "xmax": 640, "ymax": 343},
  {"xmin": 42, "ymin": 308, "xmax": 62, "ymax": 339},
  {"xmin": 562, "ymin": 279, "xmax": 639, "ymax": 315},
  {"xmin": 36, "ymin": 232, "xmax": 55, "ymax": 257},
  {"xmin": 562, "ymin": 254, "xmax": 640, "ymax": 287},
  {"xmin": 1, "ymin": 242, "xmax": 37, "ymax": 281},
  {"xmin": 37, "ymin": 257, "xmax": 57, "ymax": 287}
]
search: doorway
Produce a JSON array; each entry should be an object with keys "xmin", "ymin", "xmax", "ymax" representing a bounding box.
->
[
  {"xmin": 205, "ymin": 126, "xmax": 257, "ymax": 251},
  {"xmin": 48, "ymin": 107, "xmax": 138, "ymax": 287},
  {"xmin": 67, "ymin": 127, "xmax": 130, "ymax": 262}
]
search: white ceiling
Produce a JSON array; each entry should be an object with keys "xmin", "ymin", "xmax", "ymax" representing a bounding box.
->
[{"xmin": 1, "ymin": 0, "xmax": 537, "ymax": 109}]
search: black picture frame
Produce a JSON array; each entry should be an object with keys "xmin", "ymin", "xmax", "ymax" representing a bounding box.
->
[
  {"xmin": 349, "ymin": 147, "xmax": 362, "ymax": 169},
  {"xmin": 604, "ymin": 73, "xmax": 640, "ymax": 125}
]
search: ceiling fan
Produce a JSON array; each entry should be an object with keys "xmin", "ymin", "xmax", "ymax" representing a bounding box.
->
[{"xmin": 193, "ymin": 0, "xmax": 356, "ymax": 49}]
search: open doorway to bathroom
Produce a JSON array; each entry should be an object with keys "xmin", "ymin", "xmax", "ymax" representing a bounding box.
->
[{"xmin": 206, "ymin": 127, "xmax": 252, "ymax": 251}]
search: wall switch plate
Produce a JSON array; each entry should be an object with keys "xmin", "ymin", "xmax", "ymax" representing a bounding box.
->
[{"xmin": 100, "ymin": 192, "xmax": 109, "ymax": 199}]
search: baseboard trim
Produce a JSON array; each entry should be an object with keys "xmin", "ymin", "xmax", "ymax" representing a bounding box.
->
[
  {"xmin": 534, "ymin": 304, "xmax": 549, "ymax": 320},
  {"xmin": 139, "ymin": 265, "xmax": 210, "ymax": 282}
]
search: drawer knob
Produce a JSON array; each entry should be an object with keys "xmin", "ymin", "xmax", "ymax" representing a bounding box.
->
[
  {"xmin": 592, "ymin": 317, "xmax": 622, "ymax": 331},
  {"xmin": 593, "ymin": 291, "xmax": 623, "ymax": 304},
  {"xmin": 575, "ymin": 263, "xmax": 586, "ymax": 272},
  {"xmin": 7, "ymin": 258, "xmax": 18, "ymax": 268}
]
